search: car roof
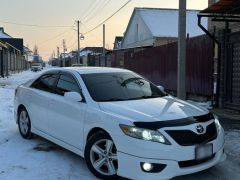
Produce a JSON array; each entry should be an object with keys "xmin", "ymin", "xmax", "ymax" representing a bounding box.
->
[{"xmin": 46, "ymin": 67, "xmax": 131, "ymax": 75}]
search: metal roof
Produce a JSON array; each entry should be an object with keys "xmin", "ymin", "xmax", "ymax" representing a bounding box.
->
[{"xmin": 200, "ymin": 0, "xmax": 240, "ymax": 15}]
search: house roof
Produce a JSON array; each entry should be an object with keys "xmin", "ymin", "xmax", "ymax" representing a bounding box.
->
[
  {"xmin": 80, "ymin": 47, "xmax": 107, "ymax": 54},
  {"xmin": 123, "ymin": 8, "xmax": 208, "ymax": 39},
  {"xmin": 200, "ymin": 0, "xmax": 240, "ymax": 15},
  {"xmin": 0, "ymin": 27, "xmax": 12, "ymax": 38}
]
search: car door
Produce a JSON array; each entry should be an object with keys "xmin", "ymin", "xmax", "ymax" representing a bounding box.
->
[
  {"xmin": 29, "ymin": 73, "xmax": 59, "ymax": 133},
  {"xmin": 47, "ymin": 72, "xmax": 87, "ymax": 150}
]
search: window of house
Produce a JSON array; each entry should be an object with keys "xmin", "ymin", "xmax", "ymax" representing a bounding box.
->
[{"xmin": 135, "ymin": 24, "xmax": 139, "ymax": 41}]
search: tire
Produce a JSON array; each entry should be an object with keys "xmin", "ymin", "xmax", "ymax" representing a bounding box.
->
[
  {"xmin": 18, "ymin": 107, "xmax": 33, "ymax": 139},
  {"xmin": 85, "ymin": 131, "xmax": 119, "ymax": 180}
]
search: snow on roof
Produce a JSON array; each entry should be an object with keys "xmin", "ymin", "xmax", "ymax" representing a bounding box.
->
[
  {"xmin": 131, "ymin": 8, "xmax": 207, "ymax": 37},
  {"xmin": 0, "ymin": 27, "xmax": 12, "ymax": 38}
]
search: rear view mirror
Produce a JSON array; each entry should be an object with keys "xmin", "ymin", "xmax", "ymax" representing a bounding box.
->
[{"xmin": 64, "ymin": 92, "xmax": 82, "ymax": 102}]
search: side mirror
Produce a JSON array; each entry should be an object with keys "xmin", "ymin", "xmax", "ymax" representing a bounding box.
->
[
  {"xmin": 64, "ymin": 92, "xmax": 82, "ymax": 102},
  {"xmin": 157, "ymin": 85, "xmax": 165, "ymax": 92}
]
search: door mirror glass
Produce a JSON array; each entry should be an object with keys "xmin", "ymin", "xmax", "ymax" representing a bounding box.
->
[{"xmin": 64, "ymin": 92, "xmax": 82, "ymax": 102}]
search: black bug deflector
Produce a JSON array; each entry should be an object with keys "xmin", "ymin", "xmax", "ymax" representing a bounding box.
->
[{"xmin": 133, "ymin": 113, "xmax": 214, "ymax": 130}]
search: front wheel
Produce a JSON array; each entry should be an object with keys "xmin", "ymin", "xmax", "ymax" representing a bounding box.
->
[
  {"xmin": 85, "ymin": 131, "xmax": 119, "ymax": 180},
  {"xmin": 18, "ymin": 107, "xmax": 33, "ymax": 139}
]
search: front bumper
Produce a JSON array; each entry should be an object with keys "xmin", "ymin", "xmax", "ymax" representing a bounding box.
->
[
  {"xmin": 117, "ymin": 147, "xmax": 226, "ymax": 180},
  {"xmin": 114, "ymin": 123, "xmax": 225, "ymax": 180}
]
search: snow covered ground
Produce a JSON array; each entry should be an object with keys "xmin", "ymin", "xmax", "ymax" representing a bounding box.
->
[
  {"xmin": 0, "ymin": 68, "xmax": 240, "ymax": 180},
  {"xmin": 0, "ymin": 69, "xmax": 95, "ymax": 180}
]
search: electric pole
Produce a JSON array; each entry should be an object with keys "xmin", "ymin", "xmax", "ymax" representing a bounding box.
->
[
  {"xmin": 103, "ymin": 24, "xmax": 106, "ymax": 66},
  {"xmin": 57, "ymin": 47, "xmax": 60, "ymax": 60},
  {"xmin": 177, "ymin": 0, "xmax": 186, "ymax": 100},
  {"xmin": 77, "ymin": 20, "xmax": 80, "ymax": 64},
  {"xmin": 63, "ymin": 39, "xmax": 66, "ymax": 67}
]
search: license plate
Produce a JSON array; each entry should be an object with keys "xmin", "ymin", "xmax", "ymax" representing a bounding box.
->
[{"xmin": 195, "ymin": 144, "xmax": 213, "ymax": 161}]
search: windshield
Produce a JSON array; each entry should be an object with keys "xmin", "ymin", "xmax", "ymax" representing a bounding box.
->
[{"xmin": 81, "ymin": 72, "xmax": 166, "ymax": 102}]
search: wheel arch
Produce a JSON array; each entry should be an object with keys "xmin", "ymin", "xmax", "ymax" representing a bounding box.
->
[{"xmin": 86, "ymin": 127, "xmax": 111, "ymax": 142}]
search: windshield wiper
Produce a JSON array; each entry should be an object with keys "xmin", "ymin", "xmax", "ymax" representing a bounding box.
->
[
  {"xmin": 128, "ymin": 95, "xmax": 163, "ymax": 100},
  {"xmin": 99, "ymin": 98, "xmax": 127, "ymax": 102}
]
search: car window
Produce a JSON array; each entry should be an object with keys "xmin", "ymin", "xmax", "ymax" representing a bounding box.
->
[
  {"xmin": 55, "ymin": 74, "xmax": 81, "ymax": 96},
  {"xmin": 31, "ymin": 74, "xmax": 58, "ymax": 93},
  {"xmin": 81, "ymin": 72, "xmax": 166, "ymax": 102}
]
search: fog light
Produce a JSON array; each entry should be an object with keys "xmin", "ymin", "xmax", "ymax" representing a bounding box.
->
[{"xmin": 142, "ymin": 163, "xmax": 153, "ymax": 172}]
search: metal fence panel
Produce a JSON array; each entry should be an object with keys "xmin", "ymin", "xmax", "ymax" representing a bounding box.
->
[{"xmin": 124, "ymin": 35, "xmax": 214, "ymax": 96}]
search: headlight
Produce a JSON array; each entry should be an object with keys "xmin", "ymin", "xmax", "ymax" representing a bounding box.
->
[
  {"xmin": 214, "ymin": 114, "xmax": 221, "ymax": 131},
  {"xmin": 119, "ymin": 124, "xmax": 171, "ymax": 145}
]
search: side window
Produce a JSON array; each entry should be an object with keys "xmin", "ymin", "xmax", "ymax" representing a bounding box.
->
[
  {"xmin": 31, "ymin": 74, "xmax": 58, "ymax": 93},
  {"xmin": 55, "ymin": 74, "xmax": 81, "ymax": 96}
]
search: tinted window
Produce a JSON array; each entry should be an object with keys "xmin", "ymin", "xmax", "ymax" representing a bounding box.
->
[
  {"xmin": 31, "ymin": 74, "xmax": 58, "ymax": 93},
  {"xmin": 81, "ymin": 72, "xmax": 166, "ymax": 102},
  {"xmin": 55, "ymin": 74, "xmax": 80, "ymax": 96}
]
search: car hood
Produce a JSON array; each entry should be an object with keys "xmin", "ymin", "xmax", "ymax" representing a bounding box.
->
[{"xmin": 98, "ymin": 96, "xmax": 209, "ymax": 122}]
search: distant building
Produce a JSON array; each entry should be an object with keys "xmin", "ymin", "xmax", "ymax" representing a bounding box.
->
[
  {"xmin": 0, "ymin": 28, "xmax": 28, "ymax": 77},
  {"xmin": 113, "ymin": 36, "xmax": 123, "ymax": 50},
  {"xmin": 23, "ymin": 46, "xmax": 34, "ymax": 62},
  {"xmin": 121, "ymin": 8, "xmax": 208, "ymax": 49},
  {"xmin": 80, "ymin": 47, "xmax": 108, "ymax": 66}
]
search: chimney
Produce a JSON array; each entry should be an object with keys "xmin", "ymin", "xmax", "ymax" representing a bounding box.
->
[{"xmin": 0, "ymin": 27, "xmax": 4, "ymax": 33}]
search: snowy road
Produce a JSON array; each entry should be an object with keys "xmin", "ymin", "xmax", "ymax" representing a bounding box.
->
[{"xmin": 0, "ymin": 69, "xmax": 240, "ymax": 180}]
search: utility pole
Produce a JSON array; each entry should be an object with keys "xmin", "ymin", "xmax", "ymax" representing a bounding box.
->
[
  {"xmin": 57, "ymin": 47, "xmax": 60, "ymax": 67},
  {"xmin": 103, "ymin": 24, "xmax": 106, "ymax": 66},
  {"xmin": 77, "ymin": 20, "xmax": 80, "ymax": 64},
  {"xmin": 63, "ymin": 39, "xmax": 66, "ymax": 67},
  {"xmin": 57, "ymin": 47, "xmax": 60, "ymax": 59},
  {"xmin": 177, "ymin": 0, "xmax": 186, "ymax": 100}
]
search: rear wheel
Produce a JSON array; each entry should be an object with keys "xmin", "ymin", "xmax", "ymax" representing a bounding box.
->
[
  {"xmin": 85, "ymin": 131, "xmax": 119, "ymax": 180},
  {"xmin": 18, "ymin": 107, "xmax": 33, "ymax": 139}
]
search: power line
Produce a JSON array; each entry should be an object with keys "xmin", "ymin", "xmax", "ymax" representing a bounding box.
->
[
  {"xmin": 38, "ymin": 28, "xmax": 73, "ymax": 45},
  {"xmin": 80, "ymin": 0, "xmax": 102, "ymax": 22},
  {"xmin": 83, "ymin": 0, "xmax": 112, "ymax": 24},
  {"xmin": 0, "ymin": 20, "xmax": 74, "ymax": 28},
  {"xmin": 83, "ymin": 0, "xmax": 132, "ymax": 35}
]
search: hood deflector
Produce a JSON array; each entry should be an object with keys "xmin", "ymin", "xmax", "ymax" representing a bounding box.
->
[{"xmin": 133, "ymin": 113, "xmax": 214, "ymax": 130}]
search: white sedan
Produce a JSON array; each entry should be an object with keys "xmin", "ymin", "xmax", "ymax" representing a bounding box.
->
[{"xmin": 14, "ymin": 67, "xmax": 226, "ymax": 180}]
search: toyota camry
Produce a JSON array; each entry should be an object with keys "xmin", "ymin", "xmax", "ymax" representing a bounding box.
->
[{"xmin": 14, "ymin": 67, "xmax": 226, "ymax": 180}]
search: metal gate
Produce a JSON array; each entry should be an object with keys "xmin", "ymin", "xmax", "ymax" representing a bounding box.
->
[{"xmin": 226, "ymin": 32, "xmax": 240, "ymax": 107}]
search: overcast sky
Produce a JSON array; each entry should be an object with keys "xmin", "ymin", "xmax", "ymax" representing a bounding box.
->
[{"xmin": 0, "ymin": 0, "xmax": 208, "ymax": 60}]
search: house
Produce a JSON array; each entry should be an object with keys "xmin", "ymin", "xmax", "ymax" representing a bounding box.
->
[
  {"xmin": 0, "ymin": 27, "xmax": 27, "ymax": 77},
  {"xmin": 113, "ymin": 36, "xmax": 123, "ymax": 50},
  {"xmin": 80, "ymin": 47, "xmax": 108, "ymax": 66},
  {"xmin": 121, "ymin": 8, "xmax": 208, "ymax": 49},
  {"xmin": 199, "ymin": 0, "xmax": 240, "ymax": 110},
  {"xmin": 23, "ymin": 46, "xmax": 33, "ymax": 62}
]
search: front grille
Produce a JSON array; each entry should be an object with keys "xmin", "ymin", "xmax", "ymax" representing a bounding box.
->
[
  {"xmin": 178, "ymin": 154, "xmax": 215, "ymax": 168},
  {"xmin": 166, "ymin": 123, "xmax": 217, "ymax": 146}
]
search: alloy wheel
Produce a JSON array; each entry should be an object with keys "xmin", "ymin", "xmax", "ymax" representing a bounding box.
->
[{"xmin": 90, "ymin": 139, "xmax": 118, "ymax": 176}]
